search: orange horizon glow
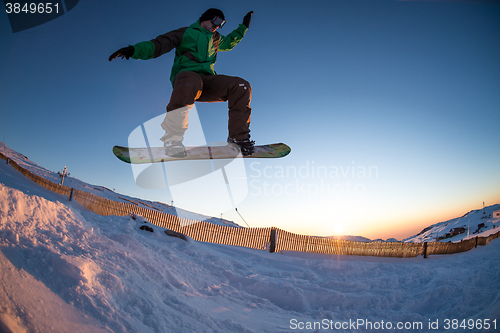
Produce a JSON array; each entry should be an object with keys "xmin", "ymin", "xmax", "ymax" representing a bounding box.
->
[{"xmin": 265, "ymin": 197, "xmax": 500, "ymax": 241}]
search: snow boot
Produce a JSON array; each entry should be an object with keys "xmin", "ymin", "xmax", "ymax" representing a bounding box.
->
[
  {"xmin": 227, "ymin": 137, "xmax": 255, "ymax": 156},
  {"xmin": 163, "ymin": 140, "xmax": 187, "ymax": 158}
]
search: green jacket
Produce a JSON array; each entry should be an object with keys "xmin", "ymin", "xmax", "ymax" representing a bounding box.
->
[{"xmin": 131, "ymin": 20, "xmax": 248, "ymax": 85}]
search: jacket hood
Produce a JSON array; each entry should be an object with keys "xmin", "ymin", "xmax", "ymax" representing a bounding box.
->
[{"xmin": 190, "ymin": 20, "xmax": 217, "ymax": 35}]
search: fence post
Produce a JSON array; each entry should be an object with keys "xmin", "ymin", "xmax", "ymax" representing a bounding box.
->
[
  {"xmin": 69, "ymin": 188, "xmax": 74, "ymax": 201},
  {"xmin": 423, "ymin": 242, "xmax": 428, "ymax": 258},
  {"xmin": 475, "ymin": 236, "xmax": 478, "ymax": 248},
  {"xmin": 269, "ymin": 228, "xmax": 277, "ymax": 253},
  {"xmin": 6, "ymin": 158, "xmax": 10, "ymax": 164}
]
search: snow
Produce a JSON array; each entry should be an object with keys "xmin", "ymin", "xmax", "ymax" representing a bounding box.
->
[
  {"xmin": 0, "ymin": 142, "xmax": 241, "ymax": 229},
  {"xmin": 1, "ymin": 143, "xmax": 500, "ymax": 332},
  {"xmin": 404, "ymin": 204, "xmax": 500, "ymax": 244}
]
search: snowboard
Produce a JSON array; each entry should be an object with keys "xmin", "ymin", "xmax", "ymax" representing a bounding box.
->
[{"xmin": 113, "ymin": 143, "xmax": 291, "ymax": 164}]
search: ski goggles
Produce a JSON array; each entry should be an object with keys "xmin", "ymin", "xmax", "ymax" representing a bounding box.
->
[{"xmin": 211, "ymin": 16, "xmax": 226, "ymax": 28}]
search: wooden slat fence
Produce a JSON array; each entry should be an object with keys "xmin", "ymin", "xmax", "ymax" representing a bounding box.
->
[
  {"xmin": 71, "ymin": 187, "xmax": 271, "ymax": 250},
  {"xmin": 2, "ymin": 149, "xmax": 499, "ymax": 257},
  {"xmin": 477, "ymin": 230, "xmax": 500, "ymax": 246},
  {"xmin": 2, "ymin": 153, "xmax": 72, "ymax": 197},
  {"xmin": 427, "ymin": 237, "xmax": 476, "ymax": 256},
  {"xmin": 275, "ymin": 229, "xmax": 424, "ymax": 257}
]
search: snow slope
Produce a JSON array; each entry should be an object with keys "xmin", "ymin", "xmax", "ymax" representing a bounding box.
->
[
  {"xmin": 404, "ymin": 205, "xmax": 500, "ymax": 243},
  {"xmin": 0, "ymin": 142, "xmax": 240, "ymax": 228},
  {"xmin": 1, "ymin": 145, "xmax": 500, "ymax": 332}
]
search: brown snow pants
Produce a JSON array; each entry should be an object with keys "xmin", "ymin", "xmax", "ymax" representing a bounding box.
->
[{"xmin": 162, "ymin": 71, "xmax": 252, "ymax": 142}]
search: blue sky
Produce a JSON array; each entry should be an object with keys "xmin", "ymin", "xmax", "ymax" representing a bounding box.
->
[{"xmin": 1, "ymin": 0, "xmax": 499, "ymax": 240}]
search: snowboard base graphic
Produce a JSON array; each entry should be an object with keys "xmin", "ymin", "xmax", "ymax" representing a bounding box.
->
[{"xmin": 113, "ymin": 143, "xmax": 291, "ymax": 164}]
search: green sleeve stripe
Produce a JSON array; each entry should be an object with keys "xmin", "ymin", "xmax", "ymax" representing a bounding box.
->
[{"xmin": 219, "ymin": 24, "xmax": 248, "ymax": 51}]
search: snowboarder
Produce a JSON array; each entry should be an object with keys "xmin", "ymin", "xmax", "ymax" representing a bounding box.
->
[{"xmin": 109, "ymin": 8, "xmax": 255, "ymax": 157}]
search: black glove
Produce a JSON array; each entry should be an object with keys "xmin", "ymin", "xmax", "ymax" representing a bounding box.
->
[
  {"xmin": 109, "ymin": 46, "xmax": 135, "ymax": 61},
  {"xmin": 243, "ymin": 11, "xmax": 253, "ymax": 28}
]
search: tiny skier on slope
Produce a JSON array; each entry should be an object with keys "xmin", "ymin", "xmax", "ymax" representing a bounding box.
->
[{"xmin": 109, "ymin": 8, "xmax": 255, "ymax": 157}]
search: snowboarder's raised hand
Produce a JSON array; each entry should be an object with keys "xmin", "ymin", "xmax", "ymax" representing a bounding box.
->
[
  {"xmin": 109, "ymin": 46, "xmax": 135, "ymax": 61},
  {"xmin": 243, "ymin": 11, "xmax": 253, "ymax": 28}
]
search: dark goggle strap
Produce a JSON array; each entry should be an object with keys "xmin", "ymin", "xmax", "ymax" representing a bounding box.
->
[{"xmin": 212, "ymin": 16, "xmax": 226, "ymax": 28}]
